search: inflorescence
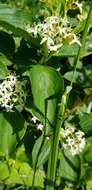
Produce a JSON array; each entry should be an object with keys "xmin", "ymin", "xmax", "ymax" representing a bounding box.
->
[
  {"xmin": 60, "ymin": 122, "xmax": 86, "ymax": 155},
  {"xmin": 0, "ymin": 75, "xmax": 21, "ymax": 111},
  {"xmin": 25, "ymin": 16, "xmax": 81, "ymax": 52}
]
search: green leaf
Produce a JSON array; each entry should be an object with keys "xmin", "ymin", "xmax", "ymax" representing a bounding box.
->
[
  {"xmin": 79, "ymin": 113, "xmax": 92, "ymax": 136},
  {"xmin": 32, "ymin": 135, "xmax": 51, "ymax": 168},
  {"xmin": 85, "ymin": 167, "xmax": 92, "ymax": 181},
  {"xmin": 19, "ymin": 162, "xmax": 44, "ymax": 187},
  {"xmin": 29, "ymin": 65, "xmax": 64, "ymax": 131},
  {"xmin": 6, "ymin": 167, "xmax": 23, "ymax": 185},
  {"xmin": 0, "ymin": 161, "xmax": 9, "ymax": 180},
  {"xmin": 0, "ymin": 109, "xmax": 27, "ymax": 156},
  {"xmin": 16, "ymin": 144, "xmax": 30, "ymax": 163},
  {"xmin": 64, "ymin": 71, "xmax": 84, "ymax": 83},
  {"xmin": 86, "ymin": 180, "xmax": 92, "ymax": 190},
  {"xmin": 37, "ymin": 137, "xmax": 51, "ymax": 168},
  {"xmin": 84, "ymin": 137, "xmax": 92, "ymax": 164},
  {"xmin": 53, "ymin": 43, "xmax": 79, "ymax": 57},
  {"xmin": 32, "ymin": 136, "xmax": 43, "ymax": 168},
  {"xmin": 5, "ymin": 160, "xmax": 44, "ymax": 187},
  {"xmin": 74, "ymin": 20, "xmax": 86, "ymax": 34},
  {"xmin": 60, "ymin": 149, "xmax": 81, "ymax": 186},
  {"xmin": 0, "ymin": 60, "xmax": 8, "ymax": 79},
  {"xmin": 0, "ymin": 4, "xmax": 32, "ymax": 39}
]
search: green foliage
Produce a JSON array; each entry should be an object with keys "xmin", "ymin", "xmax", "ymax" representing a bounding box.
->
[
  {"xmin": 60, "ymin": 149, "xmax": 80, "ymax": 186},
  {"xmin": 0, "ymin": 0, "xmax": 92, "ymax": 190},
  {"xmin": 0, "ymin": 4, "xmax": 33, "ymax": 40},
  {"xmin": 0, "ymin": 110, "xmax": 27, "ymax": 156},
  {"xmin": 30, "ymin": 65, "xmax": 64, "ymax": 130},
  {"xmin": 0, "ymin": 161, "xmax": 9, "ymax": 180},
  {"xmin": 32, "ymin": 135, "xmax": 51, "ymax": 168},
  {"xmin": 79, "ymin": 113, "xmax": 92, "ymax": 136}
]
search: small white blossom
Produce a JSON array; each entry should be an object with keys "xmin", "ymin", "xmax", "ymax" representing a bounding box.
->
[
  {"xmin": 37, "ymin": 123, "xmax": 44, "ymax": 130},
  {"xmin": 75, "ymin": 1, "xmax": 83, "ymax": 13},
  {"xmin": 25, "ymin": 24, "xmax": 38, "ymax": 37},
  {"xmin": 60, "ymin": 122, "xmax": 86, "ymax": 155},
  {"xmin": 25, "ymin": 16, "xmax": 81, "ymax": 52},
  {"xmin": 0, "ymin": 75, "xmax": 19, "ymax": 111},
  {"xmin": 31, "ymin": 116, "xmax": 38, "ymax": 123},
  {"xmin": 46, "ymin": 136, "xmax": 50, "ymax": 141}
]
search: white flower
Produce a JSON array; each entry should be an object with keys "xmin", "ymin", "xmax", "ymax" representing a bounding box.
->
[
  {"xmin": 6, "ymin": 75, "xmax": 16, "ymax": 83},
  {"xmin": 69, "ymin": 33, "xmax": 81, "ymax": 46},
  {"xmin": 0, "ymin": 75, "xmax": 19, "ymax": 111},
  {"xmin": 46, "ymin": 136, "xmax": 50, "ymax": 140},
  {"xmin": 25, "ymin": 24, "xmax": 38, "ymax": 37},
  {"xmin": 75, "ymin": 1, "xmax": 83, "ymax": 13},
  {"xmin": 25, "ymin": 16, "xmax": 81, "ymax": 52},
  {"xmin": 31, "ymin": 116, "xmax": 38, "ymax": 123},
  {"xmin": 60, "ymin": 122, "xmax": 86, "ymax": 155},
  {"xmin": 37, "ymin": 123, "xmax": 44, "ymax": 130}
]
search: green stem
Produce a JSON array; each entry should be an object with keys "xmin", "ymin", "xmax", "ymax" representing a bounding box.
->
[
  {"xmin": 71, "ymin": 2, "xmax": 92, "ymax": 85},
  {"xmin": 46, "ymin": 103, "xmax": 65, "ymax": 190},
  {"xmin": 46, "ymin": 3, "xmax": 92, "ymax": 190}
]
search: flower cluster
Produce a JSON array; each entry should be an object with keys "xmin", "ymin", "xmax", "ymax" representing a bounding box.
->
[
  {"xmin": 0, "ymin": 75, "xmax": 19, "ymax": 111},
  {"xmin": 60, "ymin": 122, "xmax": 85, "ymax": 155},
  {"xmin": 25, "ymin": 16, "xmax": 81, "ymax": 52},
  {"xmin": 31, "ymin": 115, "xmax": 44, "ymax": 130}
]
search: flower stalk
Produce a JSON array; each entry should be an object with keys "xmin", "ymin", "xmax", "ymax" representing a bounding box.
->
[{"xmin": 46, "ymin": 2, "xmax": 92, "ymax": 190}]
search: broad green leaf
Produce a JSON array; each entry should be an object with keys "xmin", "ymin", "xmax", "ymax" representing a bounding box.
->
[
  {"xmin": 29, "ymin": 65, "xmax": 64, "ymax": 131},
  {"xmin": 32, "ymin": 135, "xmax": 51, "ymax": 168},
  {"xmin": 19, "ymin": 162, "xmax": 44, "ymax": 187},
  {"xmin": 0, "ymin": 4, "xmax": 32, "ymax": 39},
  {"xmin": 84, "ymin": 137, "xmax": 92, "ymax": 164},
  {"xmin": 74, "ymin": 20, "xmax": 86, "ymax": 34},
  {"xmin": 84, "ymin": 150, "xmax": 92, "ymax": 165},
  {"xmin": 64, "ymin": 71, "xmax": 84, "ymax": 83},
  {"xmin": 53, "ymin": 43, "xmax": 79, "ymax": 57},
  {"xmin": 37, "ymin": 137, "xmax": 51, "ymax": 168},
  {"xmin": 16, "ymin": 144, "xmax": 30, "ymax": 163},
  {"xmin": 6, "ymin": 167, "xmax": 23, "ymax": 185},
  {"xmin": 83, "ymin": 33, "xmax": 92, "ymax": 57},
  {"xmin": 5, "ymin": 160, "xmax": 44, "ymax": 187},
  {"xmin": 86, "ymin": 167, "xmax": 92, "ymax": 181},
  {"xmin": 79, "ymin": 113, "xmax": 92, "ymax": 136},
  {"xmin": 0, "ymin": 109, "xmax": 27, "ymax": 156},
  {"xmin": 86, "ymin": 180, "xmax": 92, "ymax": 190},
  {"xmin": 32, "ymin": 136, "xmax": 43, "ymax": 168},
  {"xmin": 60, "ymin": 149, "xmax": 81, "ymax": 186},
  {"xmin": 0, "ymin": 60, "xmax": 8, "ymax": 79},
  {"xmin": 0, "ymin": 161, "xmax": 9, "ymax": 180}
]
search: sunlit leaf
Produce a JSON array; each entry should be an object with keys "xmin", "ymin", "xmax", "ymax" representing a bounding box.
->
[
  {"xmin": 0, "ymin": 161, "xmax": 9, "ymax": 180},
  {"xmin": 0, "ymin": 109, "xmax": 27, "ymax": 156},
  {"xmin": 29, "ymin": 65, "xmax": 64, "ymax": 132}
]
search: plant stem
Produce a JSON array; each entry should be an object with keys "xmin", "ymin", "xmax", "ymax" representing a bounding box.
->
[
  {"xmin": 46, "ymin": 102, "xmax": 65, "ymax": 190},
  {"xmin": 71, "ymin": 2, "xmax": 92, "ymax": 85},
  {"xmin": 46, "ymin": 3, "xmax": 92, "ymax": 190}
]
